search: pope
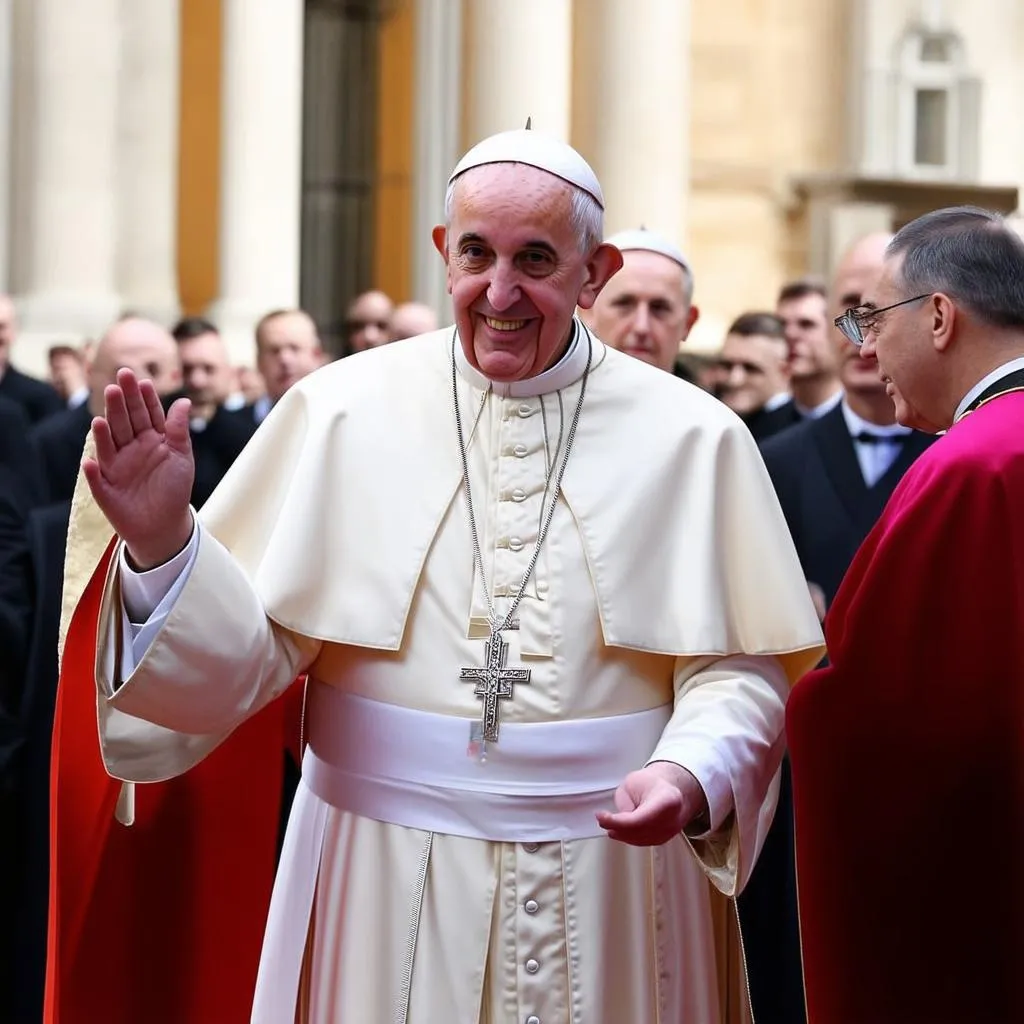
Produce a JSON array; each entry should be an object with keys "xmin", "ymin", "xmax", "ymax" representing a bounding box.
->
[{"xmin": 65, "ymin": 129, "xmax": 823, "ymax": 1022}]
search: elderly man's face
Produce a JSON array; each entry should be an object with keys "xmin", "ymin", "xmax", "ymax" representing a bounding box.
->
[
  {"xmin": 587, "ymin": 250, "xmax": 696, "ymax": 373},
  {"xmin": 434, "ymin": 164, "xmax": 620, "ymax": 383},
  {"xmin": 860, "ymin": 255, "xmax": 946, "ymax": 432}
]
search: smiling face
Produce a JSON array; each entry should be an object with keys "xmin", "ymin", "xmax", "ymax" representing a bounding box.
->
[{"xmin": 432, "ymin": 164, "xmax": 621, "ymax": 382}]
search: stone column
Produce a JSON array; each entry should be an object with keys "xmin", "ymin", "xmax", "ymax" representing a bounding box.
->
[
  {"xmin": 207, "ymin": 0, "xmax": 304, "ymax": 365},
  {"xmin": 116, "ymin": 0, "xmax": 181, "ymax": 325},
  {"xmin": 580, "ymin": 0, "xmax": 691, "ymax": 245},
  {"xmin": 464, "ymin": 0, "xmax": 573, "ymax": 143},
  {"xmin": 14, "ymin": 0, "xmax": 122, "ymax": 362},
  {"xmin": 0, "ymin": 0, "xmax": 13, "ymax": 293},
  {"xmin": 411, "ymin": 0, "xmax": 463, "ymax": 323}
]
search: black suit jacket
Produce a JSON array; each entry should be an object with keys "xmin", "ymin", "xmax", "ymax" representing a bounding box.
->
[
  {"xmin": 0, "ymin": 366, "xmax": 63, "ymax": 425},
  {"xmin": 0, "ymin": 396, "xmax": 43, "ymax": 506},
  {"xmin": 1, "ymin": 497, "xmax": 69, "ymax": 1021},
  {"xmin": 741, "ymin": 397, "xmax": 802, "ymax": 442},
  {"xmin": 760, "ymin": 403, "xmax": 936, "ymax": 606},
  {"xmin": 736, "ymin": 403, "xmax": 935, "ymax": 1024},
  {"xmin": 189, "ymin": 406, "xmax": 257, "ymax": 508},
  {"xmin": 31, "ymin": 402, "xmax": 93, "ymax": 504}
]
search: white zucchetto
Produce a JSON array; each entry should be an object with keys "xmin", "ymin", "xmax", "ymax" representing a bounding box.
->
[
  {"xmin": 605, "ymin": 228, "xmax": 691, "ymax": 274},
  {"xmin": 448, "ymin": 129, "xmax": 604, "ymax": 209}
]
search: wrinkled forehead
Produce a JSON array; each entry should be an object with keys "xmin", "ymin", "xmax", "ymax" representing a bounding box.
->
[
  {"xmin": 610, "ymin": 249, "xmax": 688, "ymax": 295},
  {"xmin": 450, "ymin": 164, "xmax": 575, "ymax": 243},
  {"xmin": 832, "ymin": 257, "xmax": 891, "ymax": 310}
]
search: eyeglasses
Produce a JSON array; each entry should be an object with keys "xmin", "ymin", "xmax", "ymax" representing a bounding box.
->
[{"xmin": 834, "ymin": 294, "xmax": 931, "ymax": 347}]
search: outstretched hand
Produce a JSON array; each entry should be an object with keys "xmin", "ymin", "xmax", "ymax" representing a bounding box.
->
[
  {"xmin": 82, "ymin": 368, "xmax": 196, "ymax": 569},
  {"xmin": 597, "ymin": 762, "xmax": 709, "ymax": 847}
]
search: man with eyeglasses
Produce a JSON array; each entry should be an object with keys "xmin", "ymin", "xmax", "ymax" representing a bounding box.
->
[
  {"xmin": 741, "ymin": 233, "xmax": 935, "ymax": 1024},
  {"xmin": 788, "ymin": 205, "xmax": 1024, "ymax": 1024}
]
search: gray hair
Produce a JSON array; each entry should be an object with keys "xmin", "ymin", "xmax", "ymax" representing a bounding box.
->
[
  {"xmin": 444, "ymin": 171, "xmax": 604, "ymax": 255},
  {"xmin": 888, "ymin": 206, "xmax": 1024, "ymax": 330}
]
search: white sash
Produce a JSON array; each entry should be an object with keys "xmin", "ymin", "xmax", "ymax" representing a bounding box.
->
[
  {"xmin": 303, "ymin": 681, "xmax": 672, "ymax": 841},
  {"xmin": 251, "ymin": 683, "xmax": 673, "ymax": 1021}
]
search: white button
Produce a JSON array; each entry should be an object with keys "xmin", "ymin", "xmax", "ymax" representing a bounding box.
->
[
  {"xmin": 524, "ymin": 899, "xmax": 539, "ymax": 914},
  {"xmin": 527, "ymin": 1017, "xmax": 541, "ymax": 1024},
  {"xmin": 508, "ymin": 536, "xmax": 524, "ymax": 552},
  {"xmin": 525, "ymin": 958, "xmax": 539, "ymax": 974},
  {"xmin": 512, "ymin": 443, "xmax": 529, "ymax": 458},
  {"xmin": 523, "ymin": 842, "xmax": 540, "ymax": 853},
  {"xmin": 510, "ymin": 488, "xmax": 527, "ymax": 503},
  {"xmin": 535, "ymin": 580, "xmax": 549, "ymax": 595},
  {"xmin": 517, "ymin": 403, "xmax": 535, "ymax": 417}
]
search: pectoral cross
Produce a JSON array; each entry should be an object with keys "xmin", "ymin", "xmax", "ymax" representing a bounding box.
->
[{"xmin": 461, "ymin": 631, "xmax": 531, "ymax": 747}]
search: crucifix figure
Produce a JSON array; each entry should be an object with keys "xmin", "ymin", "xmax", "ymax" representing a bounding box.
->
[{"xmin": 460, "ymin": 632, "xmax": 531, "ymax": 744}]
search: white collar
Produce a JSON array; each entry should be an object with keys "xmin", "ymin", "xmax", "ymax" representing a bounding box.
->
[
  {"xmin": 841, "ymin": 398, "xmax": 912, "ymax": 439},
  {"xmin": 954, "ymin": 356, "xmax": 1024, "ymax": 422},
  {"xmin": 762, "ymin": 391, "xmax": 792, "ymax": 413},
  {"xmin": 794, "ymin": 388, "xmax": 842, "ymax": 419},
  {"xmin": 254, "ymin": 394, "xmax": 273, "ymax": 424},
  {"xmin": 453, "ymin": 319, "xmax": 593, "ymax": 397}
]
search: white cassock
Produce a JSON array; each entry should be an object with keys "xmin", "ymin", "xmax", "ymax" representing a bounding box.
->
[{"xmin": 92, "ymin": 323, "xmax": 824, "ymax": 1023}]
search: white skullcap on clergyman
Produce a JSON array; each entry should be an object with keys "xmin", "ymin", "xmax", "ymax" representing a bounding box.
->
[
  {"xmin": 448, "ymin": 129, "xmax": 605, "ymax": 209},
  {"xmin": 606, "ymin": 228, "xmax": 691, "ymax": 273}
]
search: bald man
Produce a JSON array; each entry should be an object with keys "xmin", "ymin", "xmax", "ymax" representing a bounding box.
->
[
  {"xmin": 0, "ymin": 295, "xmax": 63, "ymax": 424},
  {"xmin": 344, "ymin": 290, "xmax": 393, "ymax": 354},
  {"xmin": 585, "ymin": 228, "xmax": 699, "ymax": 374},
  {"xmin": 388, "ymin": 302, "xmax": 440, "ymax": 343},
  {"xmin": 32, "ymin": 317, "xmax": 182, "ymax": 504}
]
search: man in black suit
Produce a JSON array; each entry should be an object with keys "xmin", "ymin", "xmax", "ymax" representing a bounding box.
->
[
  {"xmin": 0, "ymin": 295, "xmax": 63, "ymax": 423},
  {"xmin": 716, "ymin": 311, "xmax": 799, "ymax": 440},
  {"xmin": 737, "ymin": 233, "xmax": 936, "ymax": 1024},
  {"xmin": 172, "ymin": 318, "xmax": 256, "ymax": 507},
  {"xmin": 32, "ymin": 316, "xmax": 183, "ymax": 504}
]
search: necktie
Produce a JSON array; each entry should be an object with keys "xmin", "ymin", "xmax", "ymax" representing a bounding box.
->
[{"xmin": 853, "ymin": 431, "xmax": 907, "ymax": 444}]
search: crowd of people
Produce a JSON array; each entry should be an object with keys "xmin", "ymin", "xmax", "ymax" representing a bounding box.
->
[{"xmin": 1, "ymin": 127, "xmax": 1022, "ymax": 1024}]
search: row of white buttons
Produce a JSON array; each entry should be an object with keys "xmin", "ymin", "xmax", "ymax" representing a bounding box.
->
[
  {"xmin": 503, "ymin": 403, "xmax": 536, "ymax": 420},
  {"xmin": 521, "ymin": 845, "xmax": 543, "ymax": 1024}
]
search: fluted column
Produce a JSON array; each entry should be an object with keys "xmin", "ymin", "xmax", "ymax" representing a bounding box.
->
[
  {"xmin": 207, "ymin": 0, "xmax": 304, "ymax": 364},
  {"xmin": 464, "ymin": 0, "xmax": 573, "ymax": 143},
  {"xmin": 116, "ymin": 0, "xmax": 181, "ymax": 325},
  {"xmin": 579, "ymin": 0, "xmax": 691, "ymax": 245},
  {"xmin": 14, "ymin": 0, "xmax": 122, "ymax": 359},
  {"xmin": 411, "ymin": 0, "xmax": 463, "ymax": 322}
]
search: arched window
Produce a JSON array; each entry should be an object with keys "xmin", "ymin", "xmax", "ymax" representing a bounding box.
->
[{"xmin": 895, "ymin": 28, "xmax": 979, "ymax": 181}]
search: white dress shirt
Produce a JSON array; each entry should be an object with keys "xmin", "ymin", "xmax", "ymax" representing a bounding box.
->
[{"xmin": 841, "ymin": 400, "xmax": 912, "ymax": 487}]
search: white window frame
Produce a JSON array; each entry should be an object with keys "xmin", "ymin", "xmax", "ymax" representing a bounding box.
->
[{"xmin": 894, "ymin": 30, "xmax": 965, "ymax": 181}]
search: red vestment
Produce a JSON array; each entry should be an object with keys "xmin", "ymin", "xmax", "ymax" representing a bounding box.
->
[
  {"xmin": 788, "ymin": 392, "xmax": 1024, "ymax": 1023},
  {"xmin": 46, "ymin": 543, "xmax": 303, "ymax": 1024}
]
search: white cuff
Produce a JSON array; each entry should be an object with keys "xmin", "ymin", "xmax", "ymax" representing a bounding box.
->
[
  {"xmin": 119, "ymin": 519, "xmax": 199, "ymax": 622},
  {"xmin": 118, "ymin": 520, "xmax": 201, "ymax": 679}
]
